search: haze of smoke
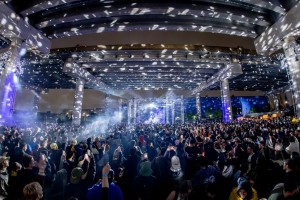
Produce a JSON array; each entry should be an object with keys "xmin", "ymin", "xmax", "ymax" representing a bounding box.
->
[{"xmin": 82, "ymin": 111, "xmax": 123, "ymax": 137}]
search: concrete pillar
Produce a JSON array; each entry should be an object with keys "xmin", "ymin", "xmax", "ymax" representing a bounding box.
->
[
  {"xmin": 181, "ymin": 95, "xmax": 184, "ymax": 124},
  {"xmin": 220, "ymin": 78, "xmax": 232, "ymax": 123},
  {"xmin": 128, "ymin": 99, "xmax": 132, "ymax": 124},
  {"xmin": 283, "ymin": 36, "xmax": 300, "ymax": 121},
  {"xmin": 136, "ymin": 99, "xmax": 140, "ymax": 123},
  {"xmin": 72, "ymin": 78, "xmax": 85, "ymax": 126},
  {"xmin": 196, "ymin": 93, "xmax": 201, "ymax": 120},
  {"xmin": 32, "ymin": 90, "xmax": 41, "ymax": 114},
  {"xmin": 133, "ymin": 98, "xmax": 137, "ymax": 124},
  {"xmin": 171, "ymin": 100, "xmax": 175, "ymax": 124},
  {"xmin": 166, "ymin": 96, "xmax": 169, "ymax": 124},
  {"xmin": 0, "ymin": 38, "xmax": 25, "ymax": 125},
  {"xmin": 104, "ymin": 94, "xmax": 109, "ymax": 114},
  {"xmin": 118, "ymin": 99, "xmax": 123, "ymax": 113},
  {"xmin": 273, "ymin": 94, "xmax": 280, "ymax": 111}
]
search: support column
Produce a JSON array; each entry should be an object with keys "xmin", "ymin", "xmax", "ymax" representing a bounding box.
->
[
  {"xmin": 128, "ymin": 99, "xmax": 132, "ymax": 124},
  {"xmin": 272, "ymin": 94, "xmax": 280, "ymax": 111},
  {"xmin": 136, "ymin": 99, "xmax": 140, "ymax": 123},
  {"xmin": 166, "ymin": 97, "xmax": 169, "ymax": 124},
  {"xmin": 220, "ymin": 79, "xmax": 232, "ymax": 123},
  {"xmin": 196, "ymin": 93, "xmax": 201, "ymax": 120},
  {"xmin": 283, "ymin": 36, "xmax": 300, "ymax": 121},
  {"xmin": 119, "ymin": 99, "xmax": 123, "ymax": 113},
  {"xmin": 118, "ymin": 99, "xmax": 123, "ymax": 122},
  {"xmin": 72, "ymin": 78, "xmax": 85, "ymax": 126},
  {"xmin": 0, "ymin": 38, "xmax": 25, "ymax": 125},
  {"xmin": 32, "ymin": 90, "xmax": 41, "ymax": 114},
  {"xmin": 133, "ymin": 98, "xmax": 137, "ymax": 124},
  {"xmin": 181, "ymin": 95, "xmax": 184, "ymax": 124},
  {"xmin": 171, "ymin": 100, "xmax": 175, "ymax": 124}
]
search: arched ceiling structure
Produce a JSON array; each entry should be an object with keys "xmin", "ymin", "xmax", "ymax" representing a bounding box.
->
[
  {"xmin": 5, "ymin": 0, "xmax": 292, "ymax": 38},
  {"xmin": 2, "ymin": 0, "xmax": 299, "ymax": 94}
]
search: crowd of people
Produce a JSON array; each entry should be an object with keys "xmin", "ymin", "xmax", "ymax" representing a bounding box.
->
[{"xmin": 0, "ymin": 117, "xmax": 299, "ymax": 200}]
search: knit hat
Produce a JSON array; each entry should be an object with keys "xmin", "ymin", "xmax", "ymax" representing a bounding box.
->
[
  {"xmin": 139, "ymin": 161, "xmax": 152, "ymax": 176},
  {"xmin": 170, "ymin": 156, "xmax": 181, "ymax": 172},
  {"xmin": 70, "ymin": 167, "xmax": 83, "ymax": 184}
]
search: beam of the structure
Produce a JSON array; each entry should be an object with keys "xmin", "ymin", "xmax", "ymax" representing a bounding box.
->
[
  {"xmin": 21, "ymin": 0, "xmax": 285, "ymax": 18},
  {"xmin": 265, "ymin": 85, "xmax": 291, "ymax": 95},
  {"xmin": 0, "ymin": 2, "xmax": 51, "ymax": 53},
  {"xmin": 254, "ymin": 0, "xmax": 300, "ymax": 55},
  {"xmin": 48, "ymin": 24, "xmax": 257, "ymax": 39},
  {"xmin": 236, "ymin": 0, "xmax": 286, "ymax": 15},
  {"xmin": 35, "ymin": 5, "xmax": 270, "ymax": 29},
  {"xmin": 192, "ymin": 63, "xmax": 243, "ymax": 94},
  {"xmin": 63, "ymin": 60, "xmax": 117, "ymax": 96},
  {"xmin": 192, "ymin": 82, "xmax": 208, "ymax": 95},
  {"xmin": 20, "ymin": 0, "xmax": 79, "ymax": 15}
]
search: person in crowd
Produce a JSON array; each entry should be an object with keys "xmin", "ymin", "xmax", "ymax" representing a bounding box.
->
[
  {"xmin": 14, "ymin": 142, "xmax": 28, "ymax": 164},
  {"xmin": 87, "ymin": 167, "xmax": 123, "ymax": 200},
  {"xmin": 100, "ymin": 163, "xmax": 112, "ymax": 200},
  {"xmin": 0, "ymin": 117, "xmax": 298, "ymax": 200},
  {"xmin": 8, "ymin": 161, "xmax": 22, "ymax": 199},
  {"xmin": 232, "ymin": 137, "xmax": 247, "ymax": 164},
  {"xmin": 47, "ymin": 164, "xmax": 68, "ymax": 199},
  {"xmin": 38, "ymin": 140, "xmax": 49, "ymax": 157},
  {"xmin": 111, "ymin": 146, "xmax": 124, "ymax": 173},
  {"xmin": 283, "ymin": 158, "xmax": 300, "ymax": 184},
  {"xmin": 285, "ymin": 136, "xmax": 299, "ymax": 157},
  {"xmin": 22, "ymin": 182, "xmax": 43, "ymax": 200},
  {"xmin": 266, "ymin": 133, "xmax": 276, "ymax": 160},
  {"xmin": 66, "ymin": 139, "xmax": 79, "ymax": 169},
  {"xmin": 246, "ymin": 144, "xmax": 258, "ymax": 176},
  {"xmin": 16, "ymin": 154, "xmax": 46, "ymax": 199},
  {"xmin": 133, "ymin": 160, "xmax": 159, "ymax": 200},
  {"xmin": 268, "ymin": 180, "xmax": 300, "ymax": 200},
  {"xmin": 120, "ymin": 147, "xmax": 140, "ymax": 200},
  {"xmin": 49, "ymin": 142, "xmax": 62, "ymax": 174},
  {"xmin": 97, "ymin": 144, "xmax": 110, "ymax": 177},
  {"xmin": 168, "ymin": 155, "xmax": 185, "ymax": 188},
  {"xmin": 151, "ymin": 146, "xmax": 170, "ymax": 199},
  {"xmin": 0, "ymin": 156, "xmax": 9, "ymax": 197},
  {"xmin": 166, "ymin": 180, "xmax": 193, "ymax": 200},
  {"xmin": 274, "ymin": 138, "xmax": 284, "ymax": 160},
  {"xmin": 64, "ymin": 167, "xmax": 87, "ymax": 200},
  {"xmin": 192, "ymin": 156, "xmax": 221, "ymax": 198},
  {"xmin": 258, "ymin": 141, "xmax": 270, "ymax": 160},
  {"xmin": 229, "ymin": 180, "xmax": 258, "ymax": 200},
  {"xmin": 204, "ymin": 182, "xmax": 222, "ymax": 200},
  {"xmin": 185, "ymin": 138, "xmax": 201, "ymax": 179}
]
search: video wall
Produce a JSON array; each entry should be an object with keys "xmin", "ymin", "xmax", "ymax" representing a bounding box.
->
[
  {"xmin": 184, "ymin": 96, "xmax": 270, "ymax": 121},
  {"xmin": 138, "ymin": 102, "xmax": 165, "ymax": 124}
]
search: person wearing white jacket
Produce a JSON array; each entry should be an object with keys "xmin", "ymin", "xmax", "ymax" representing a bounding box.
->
[{"xmin": 285, "ymin": 136, "xmax": 300, "ymax": 157}]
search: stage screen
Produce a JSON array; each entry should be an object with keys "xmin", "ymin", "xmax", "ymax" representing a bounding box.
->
[
  {"xmin": 231, "ymin": 96, "xmax": 270, "ymax": 118},
  {"xmin": 138, "ymin": 102, "xmax": 165, "ymax": 124}
]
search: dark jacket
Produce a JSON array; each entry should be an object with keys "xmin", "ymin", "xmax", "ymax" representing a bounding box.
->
[{"xmin": 133, "ymin": 175, "xmax": 158, "ymax": 200}]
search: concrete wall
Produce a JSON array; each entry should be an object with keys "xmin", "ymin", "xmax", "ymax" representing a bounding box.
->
[
  {"xmin": 51, "ymin": 31, "xmax": 255, "ymax": 49},
  {"xmin": 15, "ymin": 89, "xmax": 35, "ymax": 111}
]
